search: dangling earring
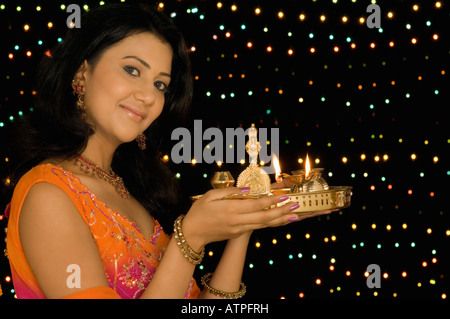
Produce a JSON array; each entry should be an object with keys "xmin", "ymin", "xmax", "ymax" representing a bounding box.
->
[
  {"xmin": 136, "ymin": 133, "xmax": 147, "ymax": 150},
  {"xmin": 72, "ymin": 81, "xmax": 87, "ymax": 119}
]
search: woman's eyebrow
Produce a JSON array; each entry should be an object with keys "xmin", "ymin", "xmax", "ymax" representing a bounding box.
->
[
  {"xmin": 122, "ymin": 55, "xmax": 171, "ymax": 78},
  {"xmin": 122, "ymin": 55, "xmax": 150, "ymax": 68}
]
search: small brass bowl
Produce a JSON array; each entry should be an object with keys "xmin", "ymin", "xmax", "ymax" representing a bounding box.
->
[
  {"xmin": 210, "ymin": 171, "xmax": 235, "ymax": 189},
  {"xmin": 280, "ymin": 173, "xmax": 307, "ymax": 193}
]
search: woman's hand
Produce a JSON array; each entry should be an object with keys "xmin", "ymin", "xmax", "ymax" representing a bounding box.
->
[{"xmin": 182, "ymin": 187, "xmax": 329, "ymax": 251}]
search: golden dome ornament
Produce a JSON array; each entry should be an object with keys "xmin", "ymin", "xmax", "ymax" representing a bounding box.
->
[{"xmin": 236, "ymin": 124, "xmax": 271, "ymax": 195}]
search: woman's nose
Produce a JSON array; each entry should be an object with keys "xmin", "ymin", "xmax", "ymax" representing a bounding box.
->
[{"xmin": 134, "ymin": 83, "xmax": 156, "ymax": 105}]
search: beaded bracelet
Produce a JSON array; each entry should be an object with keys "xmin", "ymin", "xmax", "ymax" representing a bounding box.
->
[
  {"xmin": 173, "ymin": 214, "xmax": 205, "ymax": 265},
  {"xmin": 201, "ymin": 272, "xmax": 247, "ymax": 299}
]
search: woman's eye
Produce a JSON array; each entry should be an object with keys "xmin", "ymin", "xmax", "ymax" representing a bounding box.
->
[
  {"xmin": 124, "ymin": 65, "xmax": 140, "ymax": 76},
  {"xmin": 154, "ymin": 81, "xmax": 168, "ymax": 92}
]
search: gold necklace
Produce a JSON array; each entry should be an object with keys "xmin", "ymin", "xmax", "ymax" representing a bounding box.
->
[{"xmin": 74, "ymin": 154, "xmax": 130, "ymax": 199}]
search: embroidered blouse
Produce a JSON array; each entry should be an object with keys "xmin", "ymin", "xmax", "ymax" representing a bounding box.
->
[{"xmin": 6, "ymin": 163, "xmax": 200, "ymax": 299}]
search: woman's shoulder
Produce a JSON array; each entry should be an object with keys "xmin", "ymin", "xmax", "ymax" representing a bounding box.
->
[
  {"xmin": 21, "ymin": 158, "xmax": 82, "ymax": 184},
  {"xmin": 12, "ymin": 160, "xmax": 86, "ymax": 209},
  {"xmin": 14, "ymin": 163, "xmax": 60, "ymax": 193}
]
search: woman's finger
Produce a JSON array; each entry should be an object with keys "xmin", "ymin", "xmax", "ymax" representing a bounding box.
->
[
  {"xmin": 296, "ymin": 209, "xmax": 334, "ymax": 221},
  {"xmin": 200, "ymin": 186, "xmax": 249, "ymax": 201},
  {"xmin": 236, "ymin": 193, "xmax": 291, "ymax": 213},
  {"xmin": 235, "ymin": 200, "xmax": 298, "ymax": 226},
  {"xmin": 237, "ymin": 207, "xmax": 336, "ymax": 231}
]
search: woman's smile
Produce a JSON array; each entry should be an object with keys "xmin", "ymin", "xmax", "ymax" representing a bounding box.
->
[{"xmin": 120, "ymin": 104, "xmax": 146, "ymax": 122}]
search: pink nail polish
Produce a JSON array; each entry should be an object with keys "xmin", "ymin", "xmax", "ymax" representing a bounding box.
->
[
  {"xmin": 279, "ymin": 195, "xmax": 290, "ymax": 202},
  {"xmin": 288, "ymin": 216, "xmax": 299, "ymax": 222},
  {"xmin": 289, "ymin": 203, "xmax": 300, "ymax": 211},
  {"xmin": 240, "ymin": 187, "xmax": 251, "ymax": 193}
]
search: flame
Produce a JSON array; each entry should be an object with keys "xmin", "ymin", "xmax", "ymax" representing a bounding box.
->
[
  {"xmin": 272, "ymin": 154, "xmax": 282, "ymax": 183},
  {"xmin": 305, "ymin": 153, "xmax": 311, "ymax": 179}
]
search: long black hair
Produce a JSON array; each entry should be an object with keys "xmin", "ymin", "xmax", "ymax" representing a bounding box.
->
[{"xmin": 9, "ymin": 3, "xmax": 193, "ymax": 232}]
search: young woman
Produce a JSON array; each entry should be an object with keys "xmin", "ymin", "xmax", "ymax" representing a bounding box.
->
[{"xmin": 6, "ymin": 4, "xmax": 331, "ymax": 299}]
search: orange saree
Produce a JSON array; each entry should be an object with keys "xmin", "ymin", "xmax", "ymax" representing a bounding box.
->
[{"xmin": 6, "ymin": 163, "xmax": 200, "ymax": 299}]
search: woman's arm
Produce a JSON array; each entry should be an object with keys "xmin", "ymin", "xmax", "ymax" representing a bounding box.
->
[
  {"xmin": 20, "ymin": 182, "xmax": 199, "ymax": 299},
  {"xmin": 199, "ymin": 232, "xmax": 252, "ymax": 299},
  {"xmin": 147, "ymin": 187, "xmax": 299, "ymax": 299},
  {"xmin": 196, "ymin": 209, "xmax": 332, "ymax": 299},
  {"xmin": 19, "ymin": 182, "xmax": 113, "ymax": 298}
]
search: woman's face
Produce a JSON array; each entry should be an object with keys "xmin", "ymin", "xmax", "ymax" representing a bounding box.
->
[{"xmin": 76, "ymin": 32, "xmax": 173, "ymax": 145}]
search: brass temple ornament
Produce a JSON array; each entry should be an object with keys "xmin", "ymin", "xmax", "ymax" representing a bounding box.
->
[{"xmin": 236, "ymin": 124, "xmax": 271, "ymax": 195}]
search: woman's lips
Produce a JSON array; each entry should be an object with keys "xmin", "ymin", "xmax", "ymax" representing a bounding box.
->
[{"xmin": 120, "ymin": 105, "xmax": 146, "ymax": 121}]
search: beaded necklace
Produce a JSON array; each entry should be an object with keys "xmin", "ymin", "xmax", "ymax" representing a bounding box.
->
[{"xmin": 74, "ymin": 154, "xmax": 130, "ymax": 199}]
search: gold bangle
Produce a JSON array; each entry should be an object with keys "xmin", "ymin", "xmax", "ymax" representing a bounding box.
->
[
  {"xmin": 173, "ymin": 214, "xmax": 205, "ymax": 265},
  {"xmin": 201, "ymin": 272, "xmax": 246, "ymax": 299}
]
